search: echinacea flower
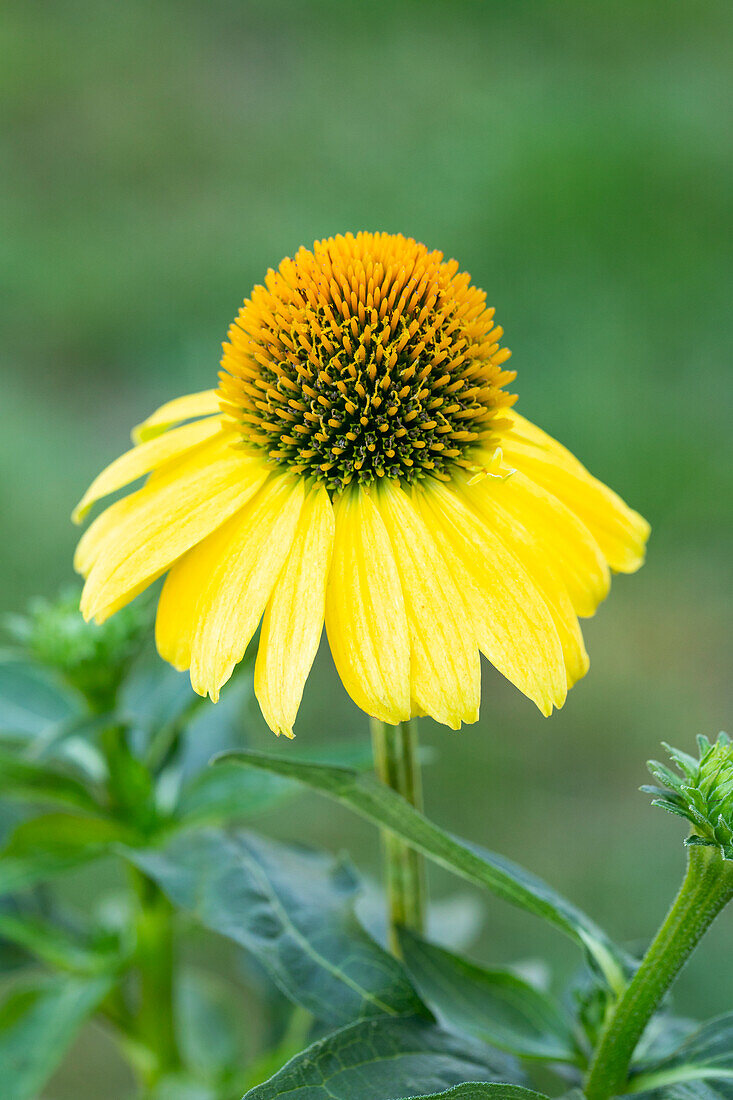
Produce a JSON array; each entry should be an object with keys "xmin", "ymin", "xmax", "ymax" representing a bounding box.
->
[{"xmin": 74, "ymin": 232, "xmax": 649, "ymax": 736}]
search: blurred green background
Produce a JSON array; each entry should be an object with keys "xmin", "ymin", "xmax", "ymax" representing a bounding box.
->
[{"xmin": 2, "ymin": 0, "xmax": 732, "ymax": 1094}]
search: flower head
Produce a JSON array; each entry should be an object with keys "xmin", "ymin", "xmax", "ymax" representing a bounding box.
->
[
  {"xmin": 219, "ymin": 233, "xmax": 515, "ymax": 490},
  {"xmin": 645, "ymin": 734, "xmax": 733, "ymax": 859},
  {"xmin": 73, "ymin": 232, "xmax": 650, "ymax": 736}
]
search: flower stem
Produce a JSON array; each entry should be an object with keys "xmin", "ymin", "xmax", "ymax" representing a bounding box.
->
[
  {"xmin": 584, "ymin": 844, "xmax": 733, "ymax": 1099},
  {"xmin": 370, "ymin": 718, "xmax": 426, "ymax": 954}
]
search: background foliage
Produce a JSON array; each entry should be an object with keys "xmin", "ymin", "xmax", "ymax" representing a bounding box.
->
[{"xmin": 1, "ymin": 1, "xmax": 732, "ymax": 1094}]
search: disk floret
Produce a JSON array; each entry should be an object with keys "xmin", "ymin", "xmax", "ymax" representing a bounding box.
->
[
  {"xmin": 645, "ymin": 734, "xmax": 733, "ymax": 859},
  {"xmin": 218, "ymin": 232, "xmax": 516, "ymax": 492}
]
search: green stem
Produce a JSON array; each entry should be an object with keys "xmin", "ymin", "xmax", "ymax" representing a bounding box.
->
[
  {"xmin": 585, "ymin": 845, "xmax": 733, "ymax": 1099},
  {"xmin": 131, "ymin": 867, "xmax": 181, "ymax": 1085},
  {"xmin": 99, "ymin": 724, "xmax": 180, "ymax": 1084},
  {"xmin": 370, "ymin": 718, "xmax": 426, "ymax": 954}
]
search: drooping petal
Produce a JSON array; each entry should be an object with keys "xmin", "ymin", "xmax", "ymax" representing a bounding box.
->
[
  {"xmin": 80, "ymin": 436, "xmax": 269, "ymax": 623},
  {"xmin": 74, "ymin": 489, "xmax": 144, "ymax": 578},
  {"xmin": 491, "ymin": 469, "xmax": 611, "ymax": 621},
  {"xmin": 467, "ymin": 454, "xmax": 611, "ymax": 619},
  {"xmin": 325, "ymin": 487, "xmax": 410, "ymax": 724},
  {"xmin": 132, "ymin": 389, "xmax": 221, "ymax": 443},
  {"xmin": 154, "ymin": 495, "xmax": 251, "ymax": 673},
  {"xmin": 502, "ymin": 409, "xmax": 587, "ymax": 467},
  {"xmin": 254, "ymin": 484, "xmax": 335, "ymax": 737},
  {"xmin": 73, "ymin": 416, "xmax": 226, "ymax": 523},
  {"xmin": 376, "ymin": 479, "xmax": 480, "ymax": 729},
  {"xmin": 186, "ymin": 474, "xmax": 306, "ymax": 701},
  {"xmin": 500, "ymin": 411, "xmax": 650, "ymax": 573},
  {"xmin": 464, "ymin": 474, "xmax": 589, "ymax": 688},
  {"xmin": 415, "ymin": 479, "xmax": 566, "ymax": 716}
]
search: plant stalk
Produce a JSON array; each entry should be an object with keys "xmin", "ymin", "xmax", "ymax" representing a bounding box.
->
[
  {"xmin": 584, "ymin": 844, "xmax": 733, "ymax": 1099},
  {"xmin": 100, "ymin": 723, "xmax": 181, "ymax": 1084},
  {"xmin": 370, "ymin": 718, "xmax": 426, "ymax": 954},
  {"xmin": 131, "ymin": 867, "xmax": 181, "ymax": 1085}
]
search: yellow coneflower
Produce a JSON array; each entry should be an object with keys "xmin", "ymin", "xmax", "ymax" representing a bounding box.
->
[{"xmin": 74, "ymin": 232, "xmax": 649, "ymax": 736}]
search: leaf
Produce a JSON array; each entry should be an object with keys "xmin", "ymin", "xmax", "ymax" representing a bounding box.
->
[
  {"xmin": 398, "ymin": 929, "xmax": 578, "ymax": 1063},
  {"xmin": 28, "ymin": 711, "xmax": 110, "ymax": 773},
  {"xmin": 123, "ymin": 658, "xmax": 202, "ymax": 738},
  {"xmin": 0, "ymin": 911, "xmax": 122, "ymax": 975},
  {"xmin": 404, "ymin": 1087, "xmax": 551, "ymax": 1099},
  {"xmin": 629, "ymin": 1085, "xmax": 733, "ymax": 1099},
  {"xmin": 0, "ymin": 812, "xmax": 131, "ymax": 896},
  {"xmin": 656, "ymin": 1012, "xmax": 733, "ymax": 1069},
  {"xmin": 178, "ymin": 968, "xmax": 244, "ymax": 1078},
  {"xmin": 242, "ymin": 1014, "xmax": 518, "ymax": 1099},
  {"xmin": 630, "ymin": 1013, "xmax": 733, "ymax": 1096},
  {"xmin": 0, "ymin": 654, "xmax": 78, "ymax": 737},
  {"xmin": 2, "ymin": 811, "xmax": 131, "ymax": 856},
  {"xmin": 126, "ymin": 829, "xmax": 423, "ymax": 1025},
  {"xmin": 172, "ymin": 763, "xmax": 299, "ymax": 829},
  {"xmin": 0, "ymin": 748, "xmax": 101, "ymax": 813},
  {"xmin": 173, "ymin": 741, "xmax": 377, "ymax": 831},
  {"xmin": 0, "ymin": 973, "xmax": 112, "ymax": 1100},
  {"xmin": 217, "ymin": 750, "xmax": 626, "ymax": 991},
  {"xmin": 148, "ymin": 1077, "xmax": 220, "ymax": 1100},
  {"xmin": 0, "ymin": 851, "xmax": 99, "ymax": 896}
]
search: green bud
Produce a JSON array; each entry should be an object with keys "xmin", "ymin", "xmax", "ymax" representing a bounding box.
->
[
  {"xmin": 644, "ymin": 733, "xmax": 733, "ymax": 859},
  {"xmin": 7, "ymin": 587, "xmax": 151, "ymax": 711}
]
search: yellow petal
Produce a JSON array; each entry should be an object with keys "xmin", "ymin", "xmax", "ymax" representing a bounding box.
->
[
  {"xmin": 187, "ymin": 474, "xmax": 305, "ymax": 701},
  {"xmin": 464, "ymin": 474, "xmax": 589, "ymax": 689},
  {"xmin": 415, "ymin": 480, "xmax": 566, "ymax": 716},
  {"xmin": 500, "ymin": 413, "xmax": 650, "ymax": 573},
  {"xmin": 132, "ymin": 390, "xmax": 221, "ymax": 444},
  {"xmin": 74, "ymin": 489, "xmax": 144, "ymax": 578},
  {"xmin": 376, "ymin": 479, "xmax": 480, "ymax": 729},
  {"xmin": 481, "ymin": 468, "xmax": 610, "ymax": 618},
  {"xmin": 80, "ymin": 436, "xmax": 269, "ymax": 623},
  {"xmin": 73, "ymin": 416, "xmax": 225, "ymax": 523},
  {"xmin": 502, "ymin": 409, "xmax": 588, "ymax": 470},
  {"xmin": 325, "ymin": 487, "xmax": 410, "ymax": 724},
  {"xmin": 254, "ymin": 485, "xmax": 335, "ymax": 737}
]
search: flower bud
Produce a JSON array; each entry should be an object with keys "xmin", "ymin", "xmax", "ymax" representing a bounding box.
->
[
  {"xmin": 645, "ymin": 733, "xmax": 733, "ymax": 859},
  {"xmin": 8, "ymin": 587, "xmax": 151, "ymax": 711}
]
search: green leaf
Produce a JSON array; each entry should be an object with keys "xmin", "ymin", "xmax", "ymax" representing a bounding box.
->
[
  {"xmin": 630, "ymin": 1013, "xmax": 733, "ymax": 1095},
  {"xmin": 0, "ymin": 812, "xmax": 131, "ymax": 895},
  {"xmin": 398, "ymin": 929, "xmax": 578, "ymax": 1064},
  {"xmin": 148, "ymin": 1077, "xmax": 220, "ymax": 1100},
  {"xmin": 127, "ymin": 829, "xmax": 423, "ymax": 1025},
  {"xmin": 2, "ymin": 811, "xmax": 131, "ymax": 856},
  {"xmin": 242, "ymin": 1014, "xmax": 518, "ymax": 1099},
  {"xmin": 658, "ymin": 1012, "xmax": 733, "ymax": 1069},
  {"xmin": 173, "ymin": 764, "xmax": 299, "ymax": 829},
  {"xmin": 217, "ymin": 750, "xmax": 626, "ymax": 991},
  {"xmin": 0, "ymin": 851, "xmax": 97, "ymax": 896},
  {"xmin": 629, "ymin": 1085, "xmax": 733, "ymax": 1099},
  {"xmin": 173, "ymin": 741, "xmax": 377, "ymax": 830},
  {"xmin": 0, "ymin": 911, "xmax": 123, "ymax": 975},
  {"xmin": 28, "ymin": 711, "xmax": 110, "ymax": 770},
  {"xmin": 0, "ymin": 973, "xmax": 112, "ymax": 1100},
  {"xmin": 403, "ymin": 1086, "xmax": 550, "ymax": 1099},
  {"xmin": 0, "ymin": 654, "xmax": 78, "ymax": 737},
  {"xmin": 0, "ymin": 748, "xmax": 101, "ymax": 813},
  {"xmin": 178, "ymin": 968, "xmax": 244, "ymax": 1078}
]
